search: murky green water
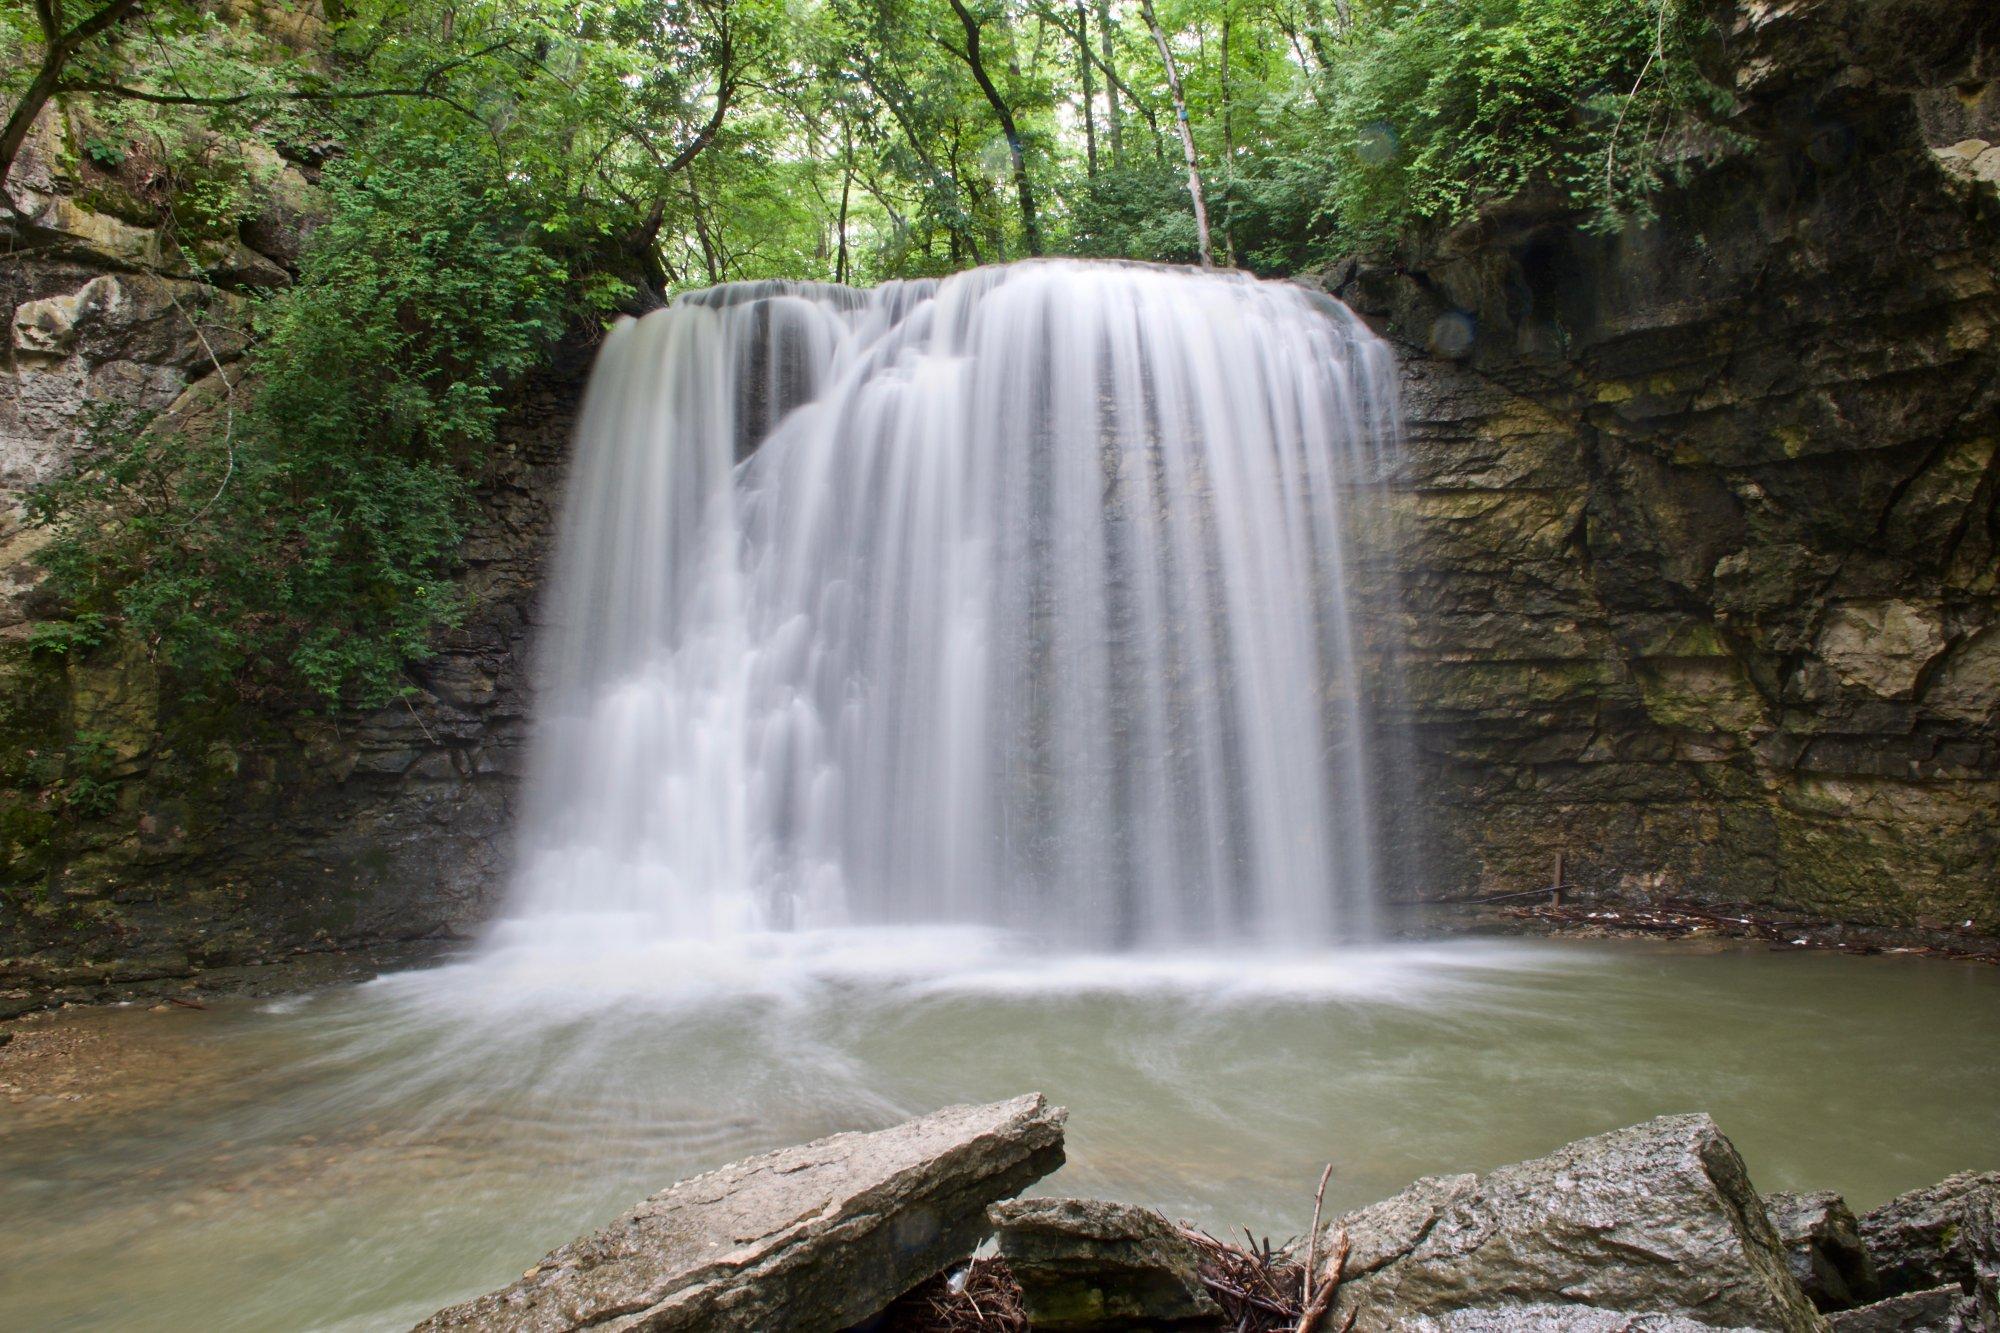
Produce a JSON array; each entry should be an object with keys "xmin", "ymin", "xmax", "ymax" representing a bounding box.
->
[{"xmin": 1, "ymin": 933, "xmax": 1996, "ymax": 1331}]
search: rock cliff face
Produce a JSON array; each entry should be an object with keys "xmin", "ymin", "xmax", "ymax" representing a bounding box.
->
[
  {"xmin": 0, "ymin": 368, "xmax": 569, "ymax": 1001},
  {"xmin": 1336, "ymin": 0, "xmax": 2000, "ymax": 929},
  {"xmin": 0, "ymin": 101, "xmax": 576, "ymax": 1002}
]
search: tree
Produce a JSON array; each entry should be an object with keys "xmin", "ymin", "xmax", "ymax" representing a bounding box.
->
[
  {"xmin": 941, "ymin": 0, "xmax": 1041, "ymax": 255},
  {"xmin": 2, "ymin": 0, "xmax": 144, "ymax": 200},
  {"xmin": 1138, "ymin": 0, "xmax": 1212, "ymax": 265},
  {"xmin": 1095, "ymin": 0, "xmax": 1124, "ymax": 167}
]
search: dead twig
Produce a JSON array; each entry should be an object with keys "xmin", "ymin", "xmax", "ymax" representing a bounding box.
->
[
  {"xmin": 1300, "ymin": 1162, "xmax": 1334, "ymax": 1314},
  {"xmin": 1296, "ymin": 1226, "xmax": 1349, "ymax": 1333},
  {"xmin": 875, "ymin": 1258, "xmax": 1028, "ymax": 1332},
  {"xmin": 1181, "ymin": 1224, "xmax": 1307, "ymax": 1332}
]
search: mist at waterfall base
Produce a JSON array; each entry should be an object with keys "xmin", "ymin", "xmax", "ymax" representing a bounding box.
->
[{"xmin": 11, "ymin": 263, "xmax": 2000, "ymax": 1332}]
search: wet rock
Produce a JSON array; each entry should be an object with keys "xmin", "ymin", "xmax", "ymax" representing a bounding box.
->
[
  {"xmin": 1402, "ymin": 1309, "xmax": 1759, "ymax": 1331},
  {"xmin": 1858, "ymin": 1173, "xmax": 2000, "ymax": 1299},
  {"xmin": 987, "ymin": 1196, "xmax": 1220, "ymax": 1330},
  {"xmin": 236, "ymin": 140, "xmax": 324, "ymax": 268},
  {"xmin": 1330, "ymin": 0, "xmax": 2000, "ymax": 931},
  {"xmin": 1765, "ymin": 1190, "xmax": 1879, "ymax": 1310},
  {"xmin": 414, "ymin": 1094, "xmax": 1066, "ymax": 1332},
  {"xmin": 1321, "ymin": 1115, "xmax": 1824, "ymax": 1332},
  {"xmin": 1825, "ymin": 1286, "xmax": 1972, "ymax": 1332},
  {"xmin": 1814, "ymin": 603, "xmax": 1949, "ymax": 700}
]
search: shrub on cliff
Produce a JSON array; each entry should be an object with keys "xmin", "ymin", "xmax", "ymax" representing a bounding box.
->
[
  {"xmin": 30, "ymin": 133, "xmax": 564, "ymax": 708},
  {"xmin": 1323, "ymin": 0, "xmax": 1720, "ymax": 243}
]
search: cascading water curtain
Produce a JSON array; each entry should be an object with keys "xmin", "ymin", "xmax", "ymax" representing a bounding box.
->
[{"xmin": 513, "ymin": 261, "xmax": 1406, "ymax": 949}]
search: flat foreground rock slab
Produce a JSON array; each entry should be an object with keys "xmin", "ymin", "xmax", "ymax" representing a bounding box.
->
[
  {"xmin": 415, "ymin": 1093, "xmax": 1066, "ymax": 1332},
  {"xmin": 1322, "ymin": 1114, "xmax": 1825, "ymax": 1332},
  {"xmin": 1824, "ymin": 1285, "xmax": 1971, "ymax": 1331}
]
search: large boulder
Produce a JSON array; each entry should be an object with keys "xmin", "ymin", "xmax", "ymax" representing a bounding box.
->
[
  {"xmin": 1320, "ymin": 1115, "xmax": 1825, "ymax": 1332},
  {"xmin": 414, "ymin": 1094, "xmax": 1066, "ymax": 1332},
  {"xmin": 987, "ymin": 1196, "xmax": 1220, "ymax": 1330},
  {"xmin": 1765, "ymin": 1190, "xmax": 1880, "ymax": 1310},
  {"xmin": 1857, "ymin": 1172, "xmax": 2000, "ymax": 1300}
]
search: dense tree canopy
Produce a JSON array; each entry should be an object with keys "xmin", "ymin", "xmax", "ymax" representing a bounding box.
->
[
  {"xmin": 3, "ymin": 0, "xmax": 1712, "ymax": 706},
  {"xmin": 5, "ymin": 0, "xmax": 1712, "ymax": 287}
]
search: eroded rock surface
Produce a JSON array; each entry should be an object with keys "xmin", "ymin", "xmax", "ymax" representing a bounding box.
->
[
  {"xmin": 988, "ymin": 1196, "xmax": 1220, "ymax": 1330},
  {"xmin": 1826, "ymin": 1286, "xmax": 1973, "ymax": 1332},
  {"xmin": 1321, "ymin": 1114, "xmax": 1824, "ymax": 1332},
  {"xmin": 1336, "ymin": 0, "xmax": 2000, "ymax": 929},
  {"xmin": 1858, "ymin": 1173, "xmax": 2000, "ymax": 1301},
  {"xmin": 414, "ymin": 1094, "xmax": 1066, "ymax": 1333},
  {"xmin": 1403, "ymin": 1310, "xmax": 1759, "ymax": 1332},
  {"xmin": 1766, "ymin": 1190, "xmax": 1880, "ymax": 1311},
  {"xmin": 1, "ymin": 94, "xmax": 572, "ymax": 1005}
]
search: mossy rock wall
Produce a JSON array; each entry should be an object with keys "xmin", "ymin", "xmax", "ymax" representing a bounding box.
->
[
  {"xmin": 0, "ymin": 376, "xmax": 575, "ymax": 1009},
  {"xmin": 1336, "ymin": 0, "xmax": 2000, "ymax": 929}
]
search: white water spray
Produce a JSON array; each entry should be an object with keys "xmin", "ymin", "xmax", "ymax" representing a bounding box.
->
[{"xmin": 511, "ymin": 260, "xmax": 1402, "ymax": 949}]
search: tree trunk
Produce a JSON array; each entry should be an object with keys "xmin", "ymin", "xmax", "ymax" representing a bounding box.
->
[
  {"xmin": 686, "ymin": 168, "xmax": 721, "ymax": 283},
  {"xmin": 836, "ymin": 119, "xmax": 853, "ymax": 284},
  {"xmin": 1138, "ymin": 0, "xmax": 1212, "ymax": 267},
  {"xmin": 1094, "ymin": 0, "xmax": 1124, "ymax": 168},
  {"xmin": 1074, "ymin": 0, "xmax": 1097, "ymax": 177},
  {"xmin": 945, "ymin": 0, "xmax": 1042, "ymax": 256},
  {"xmin": 1, "ymin": 0, "xmax": 143, "ymax": 204},
  {"xmin": 1219, "ymin": 14, "xmax": 1235, "ymax": 266}
]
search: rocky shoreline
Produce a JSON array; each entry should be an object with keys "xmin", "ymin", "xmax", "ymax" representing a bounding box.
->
[
  {"xmin": 1404, "ymin": 897, "xmax": 2000, "ymax": 967},
  {"xmin": 411, "ymin": 1096, "xmax": 1998, "ymax": 1332},
  {"xmin": 0, "ymin": 934, "xmax": 458, "ymax": 1021}
]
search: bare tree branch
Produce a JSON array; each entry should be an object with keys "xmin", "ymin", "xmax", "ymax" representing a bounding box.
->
[{"xmin": 1, "ymin": 0, "xmax": 144, "ymax": 202}]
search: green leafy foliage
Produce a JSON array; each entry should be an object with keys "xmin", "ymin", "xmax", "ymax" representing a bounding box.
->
[
  {"xmin": 32, "ymin": 134, "xmax": 564, "ymax": 707},
  {"xmin": 1324, "ymin": 0, "xmax": 1714, "ymax": 243},
  {"xmin": 1070, "ymin": 164, "xmax": 1203, "ymax": 263}
]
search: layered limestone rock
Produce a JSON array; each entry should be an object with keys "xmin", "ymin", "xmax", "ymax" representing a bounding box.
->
[
  {"xmin": 415, "ymin": 1094, "xmax": 1067, "ymax": 1333},
  {"xmin": 6, "ymin": 0, "xmax": 1999, "ymax": 996},
  {"xmin": 1318, "ymin": 1114, "xmax": 1825, "ymax": 1332},
  {"xmin": 1, "ymin": 94, "xmax": 570, "ymax": 1001},
  {"xmin": 1340, "ymin": 0, "xmax": 2000, "ymax": 928},
  {"xmin": 0, "ymin": 370, "xmax": 571, "ymax": 1002},
  {"xmin": 987, "ymin": 1197, "xmax": 1221, "ymax": 1330}
]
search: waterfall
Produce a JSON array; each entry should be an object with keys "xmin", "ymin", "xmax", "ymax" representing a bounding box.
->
[{"xmin": 511, "ymin": 260, "xmax": 1404, "ymax": 950}]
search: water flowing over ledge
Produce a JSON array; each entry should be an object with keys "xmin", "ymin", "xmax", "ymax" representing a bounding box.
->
[{"xmin": 514, "ymin": 259, "xmax": 1407, "ymax": 949}]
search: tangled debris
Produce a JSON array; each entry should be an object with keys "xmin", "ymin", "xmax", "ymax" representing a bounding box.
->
[
  {"xmin": 1179, "ymin": 1226, "xmax": 1308, "ymax": 1331},
  {"xmin": 876, "ymin": 1258, "xmax": 1030, "ymax": 1332},
  {"xmin": 876, "ymin": 1226, "xmax": 1353, "ymax": 1333}
]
